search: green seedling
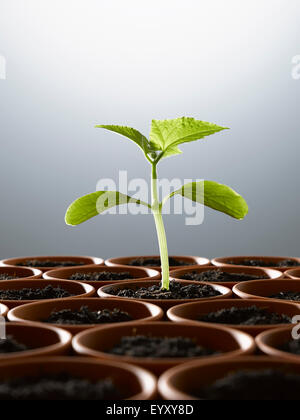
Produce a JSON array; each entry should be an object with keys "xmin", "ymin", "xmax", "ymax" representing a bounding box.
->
[{"xmin": 65, "ymin": 117, "xmax": 248, "ymax": 290}]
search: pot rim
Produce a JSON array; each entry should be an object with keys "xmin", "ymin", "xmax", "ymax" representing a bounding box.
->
[
  {"xmin": 97, "ymin": 279, "xmax": 232, "ymax": 304},
  {"xmin": 0, "ymin": 265, "xmax": 42, "ymax": 279},
  {"xmin": 256, "ymin": 325, "xmax": 300, "ymax": 361},
  {"xmin": 105, "ymin": 255, "xmax": 210, "ymax": 268},
  {"xmin": 212, "ymin": 255, "xmax": 300, "ymax": 271},
  {"xmin": 0, "ymin": 356, "xmax": 157, "ymax": 400},
  {"xmin": 285, "ymin": 268, "xmax": 300, "ymax": 279},
  {"xmin": 72, "ymin": 321, "xmax": 256, "ymax": 366}
]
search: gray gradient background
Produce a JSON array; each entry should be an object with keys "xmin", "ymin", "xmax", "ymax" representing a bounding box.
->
[{"xmin": 0, "ymin": 0, "xmax": 299, "ymax": 261}]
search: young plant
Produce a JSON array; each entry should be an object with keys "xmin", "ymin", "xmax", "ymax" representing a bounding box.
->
[{"xmin": 65, "ymin": 117, "xmax": 248, "ymax": 290}]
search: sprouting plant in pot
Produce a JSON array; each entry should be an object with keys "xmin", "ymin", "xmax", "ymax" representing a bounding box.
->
[{"xmin": 65, "ymin": 117, "xmax": 248, "ymax": 291}]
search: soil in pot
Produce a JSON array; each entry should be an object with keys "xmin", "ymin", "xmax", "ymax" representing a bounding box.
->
[
  {"xmin": 108, "ymin": 335, "xmax": 217, "ymax": 358},
  {"xmin": 281, "ymin": 339, "xmax": 300, "ymax": 355},
  {"xmin": 0, "ymin": 285, "xmax": 73, "ymax": 301},
  {"xmin": 107, "ymin": 281, "xmax": 221, "ymax": 300},
  {"xmin": 129, "ymin": 257, "xmax": 193, "ymax": 267},
  {"xmin": 0, "ymin": 274, "xmax": 15, "ymax": 280},
  {"xmin": 229, "ymin": 258, "xmax": 300, "ymax": 268},
  {"xmin": 0, "ymin": 374, "xmax": 120, "ymax": 400},
  {"xmin": 179, "ymin": 270, "xmax": 267, "ymax": 283},
  {"xmin": 269, "ymin": 291, "xmax": 300, "ymax": 302},
  {"xmin": 194, "ymin": 369, "xmax": 300, "ymax": 400},
  {"xmin": 17, "ymin": 259, "xmax": 86, "ymax": 268},
  {"xmin": 69, "ymin": 271, "xmax": 133, "ymax": 282},
  {"xmin": 199, "ymin": 305, "xmax": 292, "ymax": 326},
  {"xmin": 0, "ymin": 336, "xmax": 29, "ymax": 354},
  {"xmin": 44, "ymin": 306, "xmax": 133, "ymax": 325}
]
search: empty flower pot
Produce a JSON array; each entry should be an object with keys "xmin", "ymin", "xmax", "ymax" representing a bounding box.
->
[
  {"xmin": 233, "ymin": 279, "xmax": 300, "ymax": 303},
  {"xmin": 105, "ymin": 255, "xmax": 210, "ymax": 271},
  {"xmin": 72, "ymin": 321, "xmax": 255, "ymax": 376},
  {"xmin": 0, "ymin": 255, "xmax": 104, "ymax": 273},
  {"xmin": 170, "ymin": 266, "xmax": 283, "ymax": 290},
  {"xmin": 0, "ymin": 304, "xmax": 8, "ymax": 318},
  {"xmin": 98, "ymin": 280, "xmax": 232, "ymax": 311},
  {"xmin": 167, "ymin": 298, "xmax": 300, "ymax": 336},
  {"xmin": 0, "ymin": 356, "xmax": 157, "ymax": 400},
  {"xmin": 285, "ymin": 268, "xmax": 300, "ymax": 279},
  {"xmin": 0, "ymin": 322, "xmax": 72, "ymax": 362},
  {"xmin": 8, "ymin": 298, "xmax": 164, "ymax": 335},
  {"xmin": 0, "ymin": 266, "xmax": 42, "ymax": 280},
  {"xmin": 211, "ymin": 256, "xmax": 300, "ymax": 272},
  {"xmin": 256, "ymin": 325, "xmax": 300, "ymax": 361},
  {"xmin": 43, "ymin": 265, "xmax": 160, "ymax": 288},
  {"xmin": 0, "ymin": 279, "xmax": 95, "ymax": 309},
  {"xmin": 158, "ymin": 356, "xmax": 300, "ymax": 400}
]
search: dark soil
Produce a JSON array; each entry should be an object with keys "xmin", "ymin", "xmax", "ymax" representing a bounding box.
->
[
  {"xmin": 178, "ymin": 270, "xmax": 266, "ymax": 283},
  {"xmin": 0, "ymin": 335, "xmax": 29, "ymax": 354},
  {"xmin": 69, "ymin": 271, "xmax": 133, "ymax": 282},
  {"xmin": 0, "ymin": 374, "xmax": 120, "ymax": 400},
  {"xmin": 199, "ymin": 305, "xmax": 292, "ymax": 325},
  {"xmin": 196, "ymin": 369, "xmax": 300, "ymax": 400},
  {"xmin": 0, "ymin": 274, "xmax": 15, "ymax": 280},
  {"xmin": 269, "ymin": 291, "xmax": 300, "ymax": 302},
  {"xmin": 106, "ymin": 281, "xmax": 221, "ymax": 300},
  {"xmin": 0, "ymin": 285, "xmax": 73, "ymax": 301},
  {"xmin": 108, "ymin": 335, "xmax": 217, "ymax": 358},
  {"xmin": 281, "ymin": 339, "xmax": 300, "ymax": 355},
  {"xmin": 229, "ymin": 259, "xmax": 300, "ymax": 268},
  {"xmin": 17, "ymin": 260, "xmax": 85, "ymax": 268},
  {"xmin": 44, "ymin": 306, "xmax": 133, "ymax": 325},
  {"xmin": 129, "ymin": 257, "xmax": 193, "ymax": 267}
]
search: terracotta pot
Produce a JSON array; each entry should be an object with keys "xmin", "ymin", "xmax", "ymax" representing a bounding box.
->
[
  {"xmin": 105, "ymin": 255, "xmax": 210, "ymax": 271},
  {"xmin": 170, "ymin": 266, "xmax": 282, "ymax": 290},
  {"xmin": 256, "ymin": 325, "xmax": 300, "ymax": 361},
  {"xmin": 73, "ymin": 321, "xmax": 255, "ymax": 376},
  {"xmin": 0, "ymin": 357, "xmax": 157, "ymax": 400},
  {"xmin": 158, "ymin": 356, "xmax": 300, "ymax": 400},
  {"xmin": 212, "ymin": 255, "xmax": 300, "ymax": 272},
  {"xmin": 285, "ymin": 268, "xmax": 300, "ymax": 279},
  {"xmin": 0, "ymin": 255, "xmax": 104, "ymax": 273},
  {"xmin": 233, "ymin": 279, "xmax": 300, "ymax": 303},
  {"xmin": 98, "ymin": 280, "xmax": 232, "ymax": 312},
  {"xmin": 0, "ymin": 266, "xmax": 42, "ymax": 280},
  {"xmin": 167, "ymin": 298, "xmax": 300, "ymax": 337},
  {"xmin": 0, "ymin": 279, "xmax": 95, "ymax": 309},
  {"xmin": 8, "ymin": 298, "xmax": 164, "ymax": 335},
  {"xmin": 43, "ymin": 265, "xmax": 160, "ymax": 288},
  {"xmin": 0, "ymin": 322, "xmax": 72, "ymax": 362},
  {"xmin": 0, "ymin": 303, "xmax": 8, "ymax": 318}
]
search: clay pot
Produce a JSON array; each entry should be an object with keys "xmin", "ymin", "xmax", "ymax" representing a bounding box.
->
[
  {"xmin": 8, "ymin": 298, "xmax": 164, "ymax": 335},
  {"xmin": 167, "ymin": 298, "xmax": 300, "ymax": 336},
  {"xmin": 0, "ymin": 266, "xmax": 42, "ymax": 280},
  {"xmin": 105, "ymin": 255, "xmax": 210, "ymax": 271},
  {"xmin": 0, "ymin": 322, "xmax": 72, "ymax": 362},
  {"xmin": 73, "ymin": 321, "xmax": 255, "ymax": 376},
  {"xmin": 158, "ymin": 356, "xmax": 300, "ymax": 400},
  {"xmin": 0, "ymin": 279, "xmax": 95, "ymax": 309},
  {"xmin": 256, "ymin": 325, "xmax": 300, "ymax": 361},
  {"xmin": 98, "ymin": 280, "xmax": 232, "ymax": 312},
  {"xmin": 233, "ymin": 279, "xmax": 300, "ymax": 303},
  {"xmin": 170, "ymin": 266, "xmax": 282, "ymax": 290},
  {"xmin": 0, "ymin": 357, "xmax": 157, "ymax": 400},
  {"xmin": 211, "ymin": 255, "xmax": 300, "ymax": 272},
  {"xmin": 43, "ymin": 265, "xmax": 160, "ymax": 288},
  {"xmin": 0, "ymin": 256, "xmax": 104, "ymax": 273},
  {"xmin": 0, "ymin": 304, "xmax": 8, "ymax": 318},
  {"xmin": 285, "ymin": 268, "xmax": 300, "ymax": 279}
]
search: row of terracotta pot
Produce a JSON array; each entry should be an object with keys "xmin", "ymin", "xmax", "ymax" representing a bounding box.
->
[{"xmin": 2, "ymin": 253, "xmax": 300, "ymax": 273}]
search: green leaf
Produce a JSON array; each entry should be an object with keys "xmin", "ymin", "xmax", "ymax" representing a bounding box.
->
[
  {"xmin": 95, "ymin": 124, "xmax": 157, "ymax": 156},
  {"xmin": 65, "ymin": 191, "xmax": 151, "ymax": 226},
  {"xmin": 164, "ymin": 181, "xmax": 248, "ymax": 220},
  {"xmin": 150, "ymin": 117, "xmax": 228, "ymax": 158}
]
